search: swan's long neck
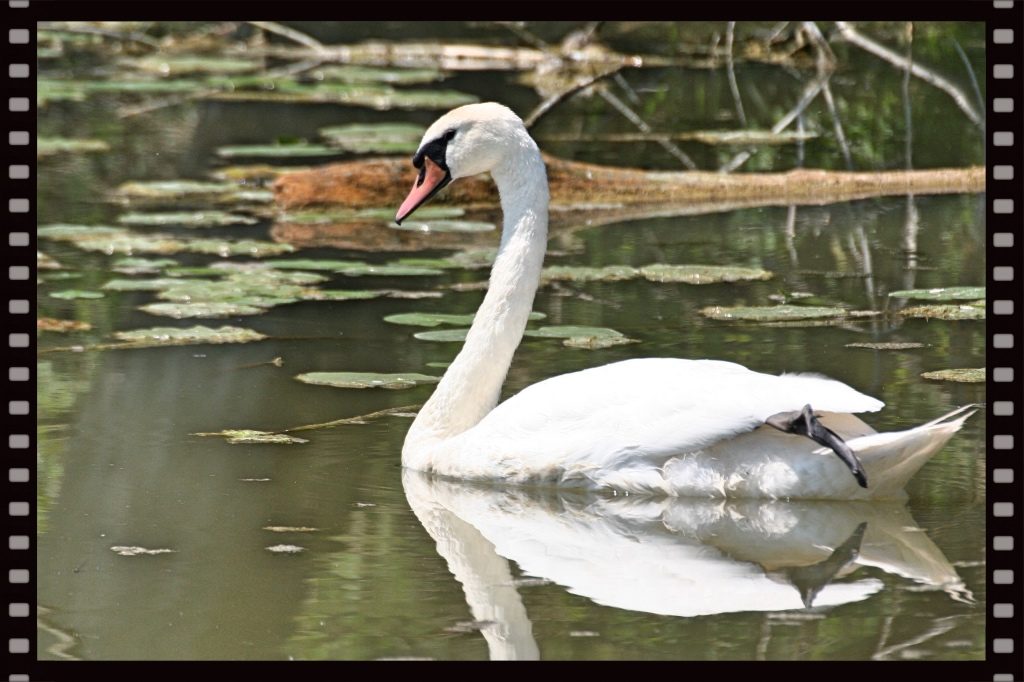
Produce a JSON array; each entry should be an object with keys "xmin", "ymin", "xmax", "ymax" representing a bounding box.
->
[{"xmin": 404, "ymin": 140, "xmax": 548, "ymax": 457}]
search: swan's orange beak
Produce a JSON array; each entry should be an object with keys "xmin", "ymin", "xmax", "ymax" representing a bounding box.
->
[{"xmin": 395, "ymin": 157, "xmax": 451, "ymax": 224}]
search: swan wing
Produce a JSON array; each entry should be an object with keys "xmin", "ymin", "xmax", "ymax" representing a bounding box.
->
[{"xmin": 452, "ymin": 357, "xmax": 883, "ymax": 483}]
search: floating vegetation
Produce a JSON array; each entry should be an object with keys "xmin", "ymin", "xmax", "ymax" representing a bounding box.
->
[
  {"xmin": 639, "ymin": 264, "xmax": 773, "ymax": 284},
  {"xmin": 700, "ymin": 305, "xmax": 877, "ymax": 322},
  {"xmin": 37, "ymin": 136, "xmax": 110, "ymax": 159},
  {"xmin": 278, "ymin": 205, "xmax": 466, "ymax": 225},
  {"xmin": 384, "ymin": 311, "xmax": 544, "ymax": 327},
  {"xmin": 193, "ymin": 429, "xmax": 309, "ymax": 445},
  {"xmin": 49, "ymin": 290, "xmax": 104, "ymax": 300},
  {"xmin": 112, "ymin": 179, "xmax": 249, "ymax": 202},
  {"xmin": 920, "ymin": 368, "xmax": 985, "ymax": 383},
  {"xmin": 888, "ymin": 286, "xmax": 985, "ymax": 301},
  {"xmin": 391, "ymin": 219, "xmax": 496, "ymax": 233},
  {"xmin": 215, "ymin": 142, "xmax": 342, "ymax": 160},
  {"xmin": 899, "ymin": 303, "xmax": 985, "ymax": 320},
  {"xmin": 845, "ymin": 342, "xmax": 927, "ymax": 350},
  {"xmin": 263, "ymin": 526, "xmax": 319, "ymax": 533},
  {"xmin": 540, "ymin": 263, "xmax": 772, "ymax": 285},
  {"xmin": 139, "ymin": 302, "xmax": 267, "ymax": 318},
  {"xmin": 39, "ymin": 223, "xmax": 293, "ymax": 257},
  {"xmin": 112, "ymin": 325, "xmax": 267, "ymax": 348},
  {"xmin": 118, "ymin": 211, "xmax": 258, "ymax": 228},
  {"xmin": 525, "ymin": 325, "xmax": 638, "ymax": 349},
  {"xmin": 265, "ymin": 544, "xmax": 306, "ymax": 554},
  {"xmin": 37, "ymin": 251, "xmax": 62, "ymax": 270},
  {"xmin": 210, "ymin": 164, "xmax": 307, "ymax": 183},
  {"xmin": 102, "ymin": 278, "xmax": 190, "ymax": 292},
  {"xmin": 203, "ymin": 82, "xmax": 478, "ymax": 110},
  {"xmin": 38, "ymin": 317, "xmax": 92, "ymax": 333},
  {"xmin": 295, "ymin": 372, "xmax": 440, "ymax": 390},
  {"xmin": 267, "ymin": 258, "xmax": 442, "ymax": 276},
  {"xmin": 111, "ymin": 257, "xmax": 179, "ymax": 274},
  {"xmin": 413, "ymin": 328, "xmax": 471, "ymax": 343},
  {"xmin": 319, "ymin": 122, "xmax": 425, "ymax": 154},
  {"xmin": 110, "ymin": 546, "xmax": 175, "ymax": 557},
  {"xmin": 125, "ymin": 55, "xmax": 261, "ymax": 76},
  {"xmin": 310, "ymin": 65, "xmax": 445, "ymax": 85}
]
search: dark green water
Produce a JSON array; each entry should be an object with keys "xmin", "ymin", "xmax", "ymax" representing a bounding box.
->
[{"xmin": 36, "ymin": 21, "xmax": 985, "ymax": 661}]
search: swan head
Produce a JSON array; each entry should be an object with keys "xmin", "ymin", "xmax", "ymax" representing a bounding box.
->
[{"xmin": 395, "ymin": 102, "xmax": 531, "ymax": 223}]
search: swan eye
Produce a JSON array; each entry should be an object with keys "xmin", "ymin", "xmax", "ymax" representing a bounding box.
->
[{"xmin": 444, "ymin": 129, "xmax": 457, "ymax": 142}]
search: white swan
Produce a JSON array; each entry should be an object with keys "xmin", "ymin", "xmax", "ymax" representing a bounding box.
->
[{"xmin": 395, "ymin": 102, "xmax": 974, "ymax": 500}]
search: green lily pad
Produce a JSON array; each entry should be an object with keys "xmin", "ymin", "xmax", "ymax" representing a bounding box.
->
[
  {"xmin": 319, "ymin": 122, "xmax": 426, "ymax": 153},
  {"xmin": 186, "ymin": 239, "xmax": 296, "ymax": 258},
  {"xmin": 211, "ymin": 164, "xmax": 307, "ymax": 183},
  {"xmin": 111, "ymin": 257, "xmax": 180, "ymax": 274},
  {"xmin": 920, "ymin": 368, "xmax": 985, "ymax": 383},
  {"xmin": 888, "ymin": 287, "xmax": 985, "ymax": 301},
  {"xmin": 37, "ymin": 251, "xmax": 62, "ymax": 270},
  {"xmin": 542, "ymin": 265, "xmax": 640, "ymax": 282},
  {"xmin": 102, "ymin": 278, "xmax": 195, "ymax": 292},
  {"xmin": 112, "ymin": 325, "xmax": 267, "ymax": 347},
  {"xmin": 196, "ymin": 429, "xmax": 308, "ymax": 444},
  {"xmin": 113, "ymin": 180, "xmax": 242, "ymax": 201},
  {"xmin": 49, "ymin": 290, "xmax": 104, "ymax": 300},
  {"xmin": 164, "ymin": 266, "xmax": 227, "ymax": 277},
  {"xmin": 310, "ymin": 65, "xmax": 445, "ymax": 85},
  {"xmin": 639, "ymin": 264, "xmax": 773, "ymax": 284},
  {"xmin": 216, "ymin": 143, "xmax": 342, "ymax": 160},
  {"xmin": 266, "ymin": 259, "xmax": 364, "ymax": 271},
  {"xmin": 295, "ymin": 372, "xmax": 440, "ymax": 390},
  {"xmin": 203, "ymin": 82, "xmax": 478, "ymax": 110},
  {"xmin": 38, "ymin": 224, "xmax": 125, "ymax": 239},
  {"xmin": 118, "ymin": 211, "xmax": 258, "ymax": 228},
  {"xmin": 39, "ymin": 224, "xmax": 293, "ymax": 258},
  {"xmin": 385, "ymin": 311, "xmax": 544, "ymax": 327},
  {"xmin": 38, "ymin": 317, "xmax": 92, "ymax": 333},
  {"xmin": 39, "ymin": 272, "xmax": 82, "ymax": 281},
  {"xmin": 845, "ymin": 342, "xmax": 927, "ymax": 350},
  {"xmin": 700, "ymin": 305, "xmax": 864, "ymax": 322},
  {"xmin": 334, "ymin": 262, "xmax": 444, "ymax": 277},
  {"xmin": 301, "ymin": 289, "xmax": 388, "ymax": 301},
  {"xmin": 525, "ymin": 325, "xmax": 638, "ymax": 349},
  {"xmin": 413, "ymin": 328, "xmax": 471, "ymax": 342},
  {"xmin": 139, "ymin": 302, "xmax": 268, "ymax": 318},
  {"xmin": 37, "ymin": 137, "xmax": 110, "ymax": 159},
  {"xmin": 899, "ymin": 304, "xmax": 985, "ymax": 320},
  {"xmin": 126, "ymin": 55, "xmax": 260, "ymax": 76},
  {"xmin": 391, "ymin": 219, "xmax": 496, "ymax": 233},
  {"xmin": 426, "ymin": 361, "xmax": 451, "ymax": 369}
]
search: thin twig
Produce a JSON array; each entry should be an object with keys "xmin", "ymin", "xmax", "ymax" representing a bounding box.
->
[
  {"xmin": 833, "ymin": 21, "xmax": 981, "ymax": 128},
  {"xmin": 598, "ymin": 87, "xmax": 698, "ymax": 169},
  {"xmin": 902, "ymin": 22, "xmax": 914, "ymax": 170},
  {"xmin": 802, "ymin": 22, "xmax": 852, "ymax": 170},
  {"xmin": 283, "ymin": 404, "xmax": 421, "ymax": 433},
  {"xmin": 523, "ymin": 67, "xmax": 624, "ymax": 128},
  {"xmin": 725, "ymin": 22, "xmax": 748, "ymax": 127},
  {"xmin": 949, "ymin": 37, "xmax": 984, "ymax": 136},
  {"xmin": 248, "ymin": 21, "xmax": 326, "ymax": 54}
]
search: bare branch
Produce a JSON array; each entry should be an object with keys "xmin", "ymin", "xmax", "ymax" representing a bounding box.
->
[
  {"xmin": 833, "ymin": 21, "xmax": 981, "ymax": 128},
  {"xmin": 725, "ymin": 22, "xmax": 748, "ymax": 127},
  {"xmin": 38, "ymin": 21, "xmax": 160, "ymax": 48},
  {"xmin": 247, "ymin": 21, "xmax": 326, "ymax": 54}
]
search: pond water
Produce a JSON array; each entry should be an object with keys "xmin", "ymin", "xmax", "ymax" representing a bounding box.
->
[{"xmin": 36, "ymin": 22, "xmax": 985, "ymax": 661}]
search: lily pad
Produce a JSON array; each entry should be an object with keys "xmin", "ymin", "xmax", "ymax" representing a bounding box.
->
[
  {"xmin": 111, "ymin": 257, "xmax": 179, "ymax": 274},
  {"xmin": 204, "ymin": 82, "xmax": 478, "ymax": 110},
  {"xmin": 899, "ymin": 304, "xmax": 985, "ymax": 320},
  {"xmin": 319, "ymin": 122, "xmax": 426, "ymax": 153},
  {"xmin": 700, "ymin": 305, "xmax": 864, "ymax": 322},
  {"xmin": 37, "ymin": 251, "xmax": 63, "ymax": 270},
  {"xmin": 310, "ymin": 65, "xmax": 445, "ymax": 85},
  {"xmin": 888, "ymin": 286, "xmax": 985, "ymax": 301},
  {"xmin": 118, "ymin": 211, "xmax": 258, "ymax": 227},
  {"xmin": 215, "ymin": 143, "xmax": 342, "ymax": 160},
  {"xmin": 112, "ymin": 180, "xmax": 242, "ymax": 201},
  {"xmin": 112, "ymin": 325, "xmax": 267, "ymax": 347},
  {"xmin": 266, "ymin": 544, "xmax": 306, "ymax": 554},
  {"xmin": 37, "ymin": 137, "xmax": 110, "ymax": 159},
  {"xmin": 102, "ymin": 278, "xmax": 192, "ymax": 292},
  {"xmin": 920, "ymin": 368, "xmax": 985, "ymax": 383},
  {"xmin": 49, "ymin": 290, "xmax": 104, "ymax": 300},
  {"xmin": 110, "ymin": 546, "xmax": 175, "ymax": 556},
  {"xmin": 391, "ymin": 219, "xmax": 496, "ymax": 233},
  {"xmin": 211, "ymin": 164, "xmax": 306, "ymax": 183},
  {"xmin": 139, "ymin": 302, "xmax": 267, "ymax": 318},
  {"xmin": 197, "ymin": 429, "xmax": 308, "ymax": 444},
  {"xmin": 301, "ymin": 289, "xmax": 388, "ymax": 302},
  {"xmin": 845, "ymin": 342, "xmax": 927, "ymax": 350},
  {"xmin": 413, "ymin": 328, "xmax": 471, "ymax": 343},
  {"xmin": 525, "ymin": 325, "xmax": 638, "ymax": 349},
  {"xmin": 40, "ymin": 223, "xmax": 291, "ymax": 258},
  {"xmin": 640, "ymin": 264, "xmax": 773, "ymax": 284},
  {"xmin": 385, "ymin": 311, "xmax": 544, "ymax": 327},
  {"xmin": 334, "ymin": 262, "xmax": 444, "ymax": 277},
  {"xmin": 126, "ymin": 55, "xmax": 260, "ymax": 76},
  {"xmin": 295, "ymin": 372, "xmax": 440, "ymax": 390},
  {"xmin": 38, "ymin": 317, "xmax": 92, "ymax": 333},
  {"xmin": 542, "ymin": 265, "xmax": 640, "ymax": 282}
]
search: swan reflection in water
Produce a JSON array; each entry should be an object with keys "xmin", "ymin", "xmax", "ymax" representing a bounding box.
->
[{"xmin": 403, "ymin": 470, "xmax": 970, "ymax": 660}]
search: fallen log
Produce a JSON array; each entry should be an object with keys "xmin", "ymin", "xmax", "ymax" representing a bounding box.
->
[{"xmin": 274, "ymin": 154, "xmax": 983, "ymax": 211}]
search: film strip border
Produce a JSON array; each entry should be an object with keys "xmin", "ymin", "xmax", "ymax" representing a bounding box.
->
[
  {"xmin": 1, "ymin": 4, "xmax": 1023, "ymax": 682},
  {"xmin": 5, "ymin": 1, "xmax": 34, "ymax": 680},
  {"xmin": 989, "ymin": 2, "xmax": 1024, "ymax": 681}
]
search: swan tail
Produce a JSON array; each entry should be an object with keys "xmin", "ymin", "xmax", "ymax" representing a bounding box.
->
[{"xmin": 852, "ymin": 405, "xmax": 977, "ymax": 497}]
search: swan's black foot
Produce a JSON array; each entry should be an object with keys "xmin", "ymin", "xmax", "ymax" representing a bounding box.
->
[{"xmin": 766, "ymin": 404, "xmax": 868, "ymax": 488}]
